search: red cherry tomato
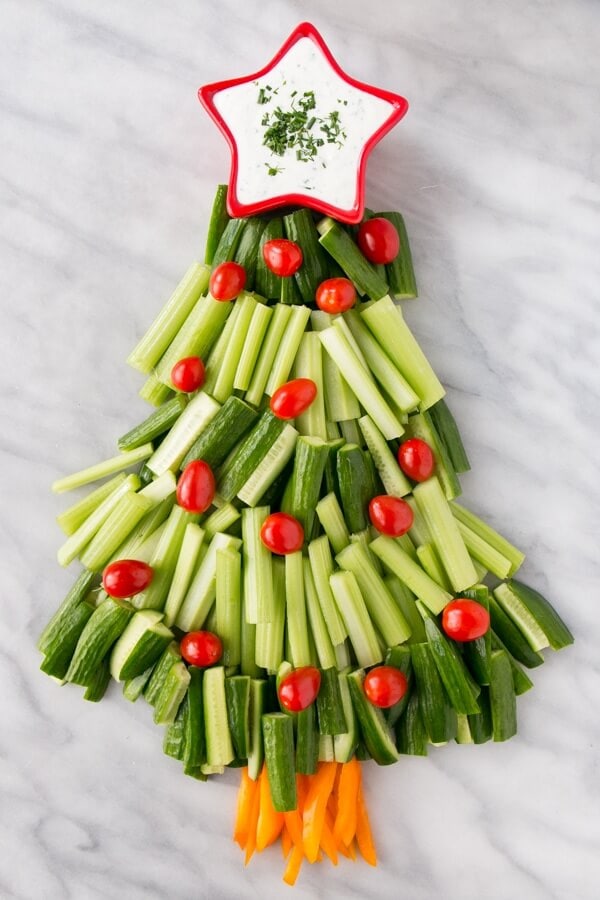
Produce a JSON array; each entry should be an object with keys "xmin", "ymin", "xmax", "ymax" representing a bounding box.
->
[
  {"xmin": 170, "ymin": 356, "xmax": 205, "ymax": 393},
  {"xmin": 315, "ymin": 277, "xmax": 357, "ymax": 314},
  {"xmin": 270, "ymin": 378, "xmax": 317, "ymax": 419},
  {"xmin": 209, "ymin": 261, "xmax": 246, "ymax": 301},
  {"xmin": 442, "ymin": 599, "xmax": 490, "ymax": 642},
  {"xmin": 369, "ymin": 495, "xmax": 414, "ymax": 537},
  {"xmin": 176, "ymin": 460, "xmax": 215, "ymax": 513},
  {"xmin": 364, "ymin": 666, "xmax": 408, "ymax": 708},
  {"xmin": 278, "ymin": 666, "xmax": 321, "ymax": 712},
  {"xmin": 260, "ymin": 512, "xmax": 304, "ymax": 554},
  {"xmin": 357, "ymin": 217, "xmax": 400, "ymax": 264},
  {"xmin": 397, "ymin": 438, "xmax": 435, "ymax": 482},
  {"xmin": 262, "ymin": 239, "xmax": 303, "ymax": 277},
  {"xmin": 180, "ymin": 630, "xmax": 223, "ymax": 667},
  {"xmin": 102, "ymin": 559, "xmax": 153, "ymax": 598}
]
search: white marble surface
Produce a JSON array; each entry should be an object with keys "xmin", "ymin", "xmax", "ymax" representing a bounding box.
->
[{"xmin": 2, "ymin": 1, "xmax": 599, "ymax": 898}]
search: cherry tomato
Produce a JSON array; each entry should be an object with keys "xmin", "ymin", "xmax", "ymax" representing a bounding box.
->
[
  {"xmin": 260, "ymin": 512, "xmax": 304, "ymax": 554},
  {"xmin": 357, "ymin": 217, "xmax": 400, "ymax": 264},
  {"xmin": 270, "ymin": 378, "xmax": 317, "ymax": 419},
  {"xmin": 278, "ymin": 666, "xmax": 321, "ymax": 712},
  {"xmin": 176, "ymin": 460, "xmax": 215, "ymax": 513},
  {"xmin": 180, "ymin": 630, "xmax": 223, "ymax": 667},
  {"xmin": 397, "ymin": 438, "xmax": 435, "ymax": 482},
  {"xmin": 170, "ymin": 356, "xmax": 205, "ymax": 393},
  {"xmin": 442, "ymin": 599, "xmax": 490, "ymax": 642},
  {"xmin": 364, "ymin": 666, "xmax": 408, "ymax": 708},
  {"xmin": 315, "ymin": 277, "xmax": 357, "ymax": 314},
  {"xmin": 369, "ymin": 495, "xmax": 414, "ymax": 537},
  {"xmin": 102, "ymin": 559, "xmax": 153, "ymax": 598},
  {"xmin": 262, "ymin": 239, "xmax": 303, "ymax": 277},
  {"xmin": 209, "ymin": 261, "xmax": 246, "ymax": 301}
]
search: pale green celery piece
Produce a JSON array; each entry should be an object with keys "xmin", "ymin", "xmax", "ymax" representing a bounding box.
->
[
  {"xmin": 57, "ymin": 474, "xmax": 127, "ymax": 536},
  {"xmin": 202, "ymin": 503, "xmax": 240, "ymax": 538},
  {"xmin": 416, "ymin": 543, "xmax": 452, "ymax": 592},
  {"xmin": 413, "ymin": 476, "xmax": 477, "ymax": 592},
  {"xmin": 318, "ymin": 326, "xmax": 404, "ymax": 440},
  {"xmin": 303, "ymin": 558, "xmax": 337, "ymax": 669},
  {"xmin": 215, "ymin": 546, "xmax": 242, "ymax": 667},
  {"xmin": 79, "ymin": 492, "xmax": 154, "ymax": 572},
  {"xmin": 370, "ymin": 535, "xmax": 452, "ymax": 614},
  {"xmin": 57, "ymin": 474, "xmax": 140, "ymax": 567},
  {"xmin": 175, "ymin": 532, "xmax": 242, "ymax": 632},
  {"xmin": 234, "ymin": 302, "xmax": 273, "ymax": 392},
  {"xmin": 334, "ymin": 640, "xmax": 351, "ymax": 670},
  {"xmin": 315, "ymin": 492, "xmax": 351, "ymax": 555},
  {"xmin": 139, "ymin": 373, "xmax": 173, "ymax": 407},
  {"xmin": 163, "ymin": 523, "xmax": 205, "ymax": 628},
  {"xmin": 338, "ymin": 418, "xmax": 363, "ymax": 446},
  {"xmin": 127, "ymin": 262, "xmax": 210, "ymax": 374},
  {"xmin": 360, "ymin": 296, "xmax": 445, "ymax": 410},
  {"xmin": 154, "ymin": 293, "xmax": 233, "ymax": 387},
  {"xmin": 138, "ymin": 470, "xmax": 177, "ymax": 502},
  {"xmin": 245, "ymin": 304, "xmax": 293, "ymax": 406},
  {"xmin": 406, "ymin": 495, "xmax": 432, "ymax": 546},
  {"xmin": 455, "ymin": 519, "xmax": 512, "ymax": 579},
  {"xmin": 329, "ymin": 570, "xmax": 382, "ymax": 668},
  {"xmin": 265, "ymin": 305, "xmax": 312, "ymax": 396},
  {"xmin": 308, "ymin": 536, "xmax": 347, "ymax": 645},
  {"xmin": 52, "ymin": 445, "xmax": 153, "ymax": 494},
  {"xmin": 284, "ymin": 552, "xmax": 311, "ymax": 667},
  {"xmin": 241, "ymin": 507, "xmax": 274, "ymax": 624},
  {"xmin": 110, "ymin": 496, "xmax": 174, "ymax": 561},
  {"xmin": 203, "ymin": 299, "xmax": 243, "ymax": 398},
  {"xmin": 311, "ymin": 310, "xmax": 361, "ymax": 422},
  {"xmin": 358, "ymin": 414, "xmax": 411, "ymax": 497},
  {"xmin": 255, "ymin": 557, "xmax": 286, "ymax": 672},
  {"xmin": 133, "ymin": 505, "xmax": 196, "ymax": 610},
  {"xmin": 450, "ymin": 501, "xmax": 525, "ymax": 576},
  {"xmin": 292, "ymin": 332, "xmax": 329, "ymax": 441},
  {"xmin": 326, "ymin": 421, "xmax": 342, "ymax": 440},
  {"xmin": 210, "ymin": 293, "xmax": 257, "ymax": 402},
  {"xmin": 145, "ymin": 392, "xmax": 220, "ymax": 476}
]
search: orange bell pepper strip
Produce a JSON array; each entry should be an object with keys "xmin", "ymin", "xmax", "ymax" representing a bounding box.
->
[
  {"xmin": 355, "ymin": 783, "xmax": 377, "ymax": 866},
  {"xmin": 333, "ymin": 758, "xmax": 361, "ymax": 847},
  {"xmin": 256, "ymin": 764, "xmax": 284, "ymax": 851},
  {"xmin": 283, "ymin": 842, "xmax": 304, "ymax": 886},
  {"xmin": 283, "ymin": 774, "xmax": 305, "ymax": 848},
  {"xmin": 281, "ymin": 824, "xmax": 293, "ymax": 859},
  {"xmin": 244, "ymin": 779, "xmax": 261, "ymax": 866},
  {"xmin": 319, "ymin": 817, "xmax": 339, "ymax": 866},
  {"xmin": 233, "ymin": 768, "xmax": 256, "ymax": 849},
  {"xmin": 302, "ymin": 762, "xmax": 338, "ymax": 863}
]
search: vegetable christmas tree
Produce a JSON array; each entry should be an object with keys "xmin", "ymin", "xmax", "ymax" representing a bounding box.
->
[{"xmin": 40, "ymin": 22, "xmax": 573, "ymax": 886}]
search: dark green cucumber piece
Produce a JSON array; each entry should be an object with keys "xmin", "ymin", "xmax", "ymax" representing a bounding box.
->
[
  {"xmin": 118, "ymin": 395, "xmax": 187, "ymax": 452},
  {"xmin": 489, "ymin": 650, "xmax": 517, "ymax": 742},
  {"xmin": 490, "ymin": 631, "xmax": 534, "ymax": 695},
  {"xmin": 336, "ymin": 443, "xmax": 372, "ymax": 534},
  {"xmin": 410, "ymin": 643, "xmax": 457, "ymax": 744},
  {"xmin": 500, "ymin": 579, "xmax": 574, "ymax": 651},
  {"xmin": 225, "ymin": 675, "xmax": 251, "ymax": 759},
  {"xmin": 355, "ymin": 741, "xmax": 372, "ymax": 761},
  {"xmin": 144, "ymin": 642, "xmax": 182, "ymax": 705},
  {"xmin": 40, "ymin": 600, "xmax": 95, "ymax": 680},
  {"xmin": 138, "ymin": 463, "xmax": 155, "ymax": 486},
  {"xmin": 262, "ymin": 713, "xmax": 297, "ymax": 811},
  {"xmin": 233, "ymin": 217, "xmax": 266, "ymax": 290},
  {"xmin": 83, "ymin": 658, "xmax": 111, "ymax": 702},
  {"xmin": 462, "ymin": 586, "xmax": 492, "ymax": 685},
  {"xmin": 385, "ymin": 645, "xmax": 412, "ymax": 727},
  {"xmin": 204, "ymin": 184, "xmax": 230, "ymax": 265},
  {"xmin": 211, "ymin": 217, "xmax": 247, "ymax": 269},
  {"xmin": 317, "ymin": 218, "xmax": 389, "ymax": 300},
  {"xmin": 348, "ymin": 669, "xmax": 399, "ymax": 765},
  {"xmin": 38, "ymin": 569, "xmax": 97, "ymax": 654},
  {"xmin": 396, "ymin": 688, "xmax": 428, "ymax": 756},
  {"xmin": 182, "ymin": 396, "xmax": 258, "ymax": 470},
  {"xmin": 283, "ymin": 209, "xmax": 329, "ymax": 304},
  {"xmin": 296, "ymin": 703, "xmax": 319, "ymax": 775},
  {"xmin": 280, "ymin": 436, "xmax": 329, "ymax": 535},
  {"xmin": 280, "ymin": 274, "xmax": 303, "ymax": 305},
  {"xmin": 468, "ymin": 687, "xmax": 493, "ymax": 744},
  {"xmin": 488, "ymin": 595, "xmax": 544, "ymax": 668},
  {"xmin": 154, "ymin": 660, "xmax": 190, "ymax": 725},
  {"xmin": 384, "ymin": 576, "xmax": 426, "ymax": 644},
  {"xmin": 184, "ymin": 667, "xmax": 206, "ymax": 773},
  {"xmin": 110, "ymin": 611, "xmax": 173, "ymax": 682},
  {"xmin": 123, "ymin": 665, "xmax": 155, "ymax": 702},
  {"xmin": 417, "ymin": 602, "xmax": 480, "ymax": 715},
  {"xmin": 247, "ymin": 678, "xmax": 268, "ymax": 780},
  {"xmin": 317, "ymin": 667, "xmax": 347, "ymax": 736},
  {"xmin": 65, "ymin": 598, "xmax": 134, "ymax": 686},
  {"xmin": 255, "ymin": 218, "xmax": 284, "ymax": 299},
  {"xmin": 217, "ymin": 410, "xmax": 286, "ymax": 502},
  {"xmin": 375, "ymin": 211, "xmax": 417, "ymax": 299},
  {"xmin": 164, "ymin": 699, "xmax": 188, "ymax": 760},
  {"xmin": 427, "ymin": 398, "xmax": 470, "ymax": 474}
]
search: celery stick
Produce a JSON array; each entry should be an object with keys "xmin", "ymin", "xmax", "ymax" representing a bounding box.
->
[
  {"xmin": 234, "ymin": 302, "xmax": 273, "ymax": 391},
  {"xmin": 163, "ymin": 523, "xmax": 205, "ymax": 627},
  {"xmin": 285, "ymin": 552, "xmax": 311, "ymax": 667},
  {"xmin": 216, "ymin": 546, "xmax": 242, "ymax": 667},
  {"xmin": 255, "ymin": 558, "xmax": 286, "ymax": 672},
  {"xmin": 245, "ymin": 304, "xmax": 293, "ymax": 406},
  {"xmin": 202, "ymin": 503, "xmax": 240, "ymax": 538},
  {"xmin": 311, "ymin": 310, "xmax": 361, "ymax": 422},
  {"xmin": 57, "ymin": 474, "xmax": 127, "ymax": 536},
  {"xmin": 307, "ymin": 536, "xmax": 347, "ymax": 645},
  {"xmin": 303, "ymin": 559, "xmax": 337, "ymax": 669},
  {"xmin": 315, "ymin": 492, "xmax": 350, "ymax": 555},
  {"xmin": 242, "ymin": 507, "xmax": 274, "ymax": 624},
  {"xmin": 292, "ymin": 332, "xmax": 328, "ymax": 441},
  {"xmin": 413, "ymin": 476, "xmax": 477, "ymax": 592},
  {"xmin": 134, "ymin": 506, "xmax": 196, "ymax": 610},
  {"xmin": 450, "ymin": 501, "xmax": 525, "ymax": 576},
  {"xmin": 329, "ymin": 571, "xmax": 382, "ymax": 668},
  {"xmin": 80, "ymin": 491, "xmax": 154, "ymax": 572},
  {"xmin": 265, "ymin": 305, "xmax": 312, "ymax": 396},
  {"xmin": 370, "ymin": 535, "xmax": 452, "ymax": 614},
  {"xmin": 154, "ymin": 294, "xmax": 232, "ymax": 387},
  {"xmin": 210, "ymin": 293, "xmax": 257, "ymax": 402},
  {"xmin": 139, "ymin": 373, "xmax": 173, "ymax": 407},
  {"xmin": 52, "ymin": 444, "xmax": 153, "ymax": 494}
]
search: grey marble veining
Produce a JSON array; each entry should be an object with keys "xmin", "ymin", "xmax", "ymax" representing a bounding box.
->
[{"xmin": 1, "ymin": 1, "xmax": 599, "ymax": 898}]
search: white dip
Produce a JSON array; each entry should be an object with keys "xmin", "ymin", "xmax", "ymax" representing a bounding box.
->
[{"xmin": 212, "ymin": 37, "xmax": 394, "ymax": 210}]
